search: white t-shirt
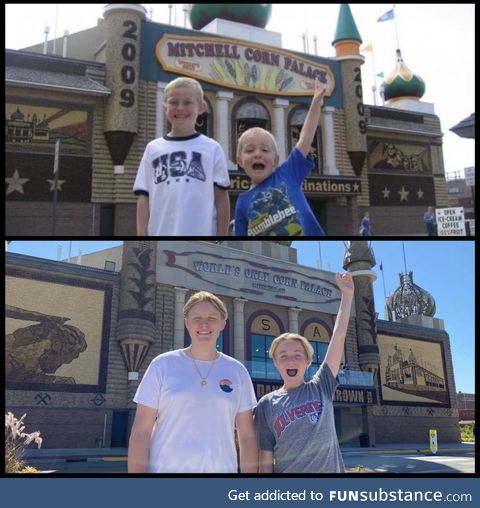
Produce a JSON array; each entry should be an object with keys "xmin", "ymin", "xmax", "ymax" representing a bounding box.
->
[
  {"xmin": 133, "ymin": 349, "xmax": 257, "ymax": 473},
  {"xmin": 133, "ymin": 133, "xmax": 230, "ymax": 236}
]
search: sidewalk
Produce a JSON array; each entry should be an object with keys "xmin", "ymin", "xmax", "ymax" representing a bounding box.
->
[
  {"xmin": 341, "ymin": 441, "xmax": 475, "ymax": 455},
  {"xmin": 25, "ymin": 441, "xmax": 474, "ymax": 463},
  {"xmin": 25, "ymin": 447, "xmax": 128, "ymax": 462}
]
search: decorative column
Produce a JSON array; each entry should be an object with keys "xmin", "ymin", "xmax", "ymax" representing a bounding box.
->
[
  {"xmin": 272, "ymin": 98, "xmax": 289, "ymax": 161},
  {"xmin": 342, "ymin": 241, "xmax": 380, "ymax": 378},
  {"xmin": 156, "ymin": 81, "xmax": 168, "ymax": 137},
  {"xmin": 233, "ymin": 297, "xmax": 247, "ymax": 361},
  {"xmin": 103, "ymin": 4, "xmax": 147, "ymax": 174},
  {"xmin": 321, "ymin": 106, "xmax": 339, "ymax": 175},
  {"xmin": 215, "ymin": 90, "xmax": 234, "ymax": 163},
  {"xmin": 173, "ymin": 287, "xmax": 189, "ymax": 350},
  {"xmin": 343, "ymin": 241, "xmax": 379, "ymax": 447},
  {"xmin": 287, "ymin": 306, "xmax": 301, "ymax": 334},
  {"xmin": 117, "ymin": 241, "xmax": 156, "ymax": 383}
]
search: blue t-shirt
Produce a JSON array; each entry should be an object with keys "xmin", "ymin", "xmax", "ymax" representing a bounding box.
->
[{"xmin": 234, "ymin": 149, "xmax": 325, "ymax": 236}]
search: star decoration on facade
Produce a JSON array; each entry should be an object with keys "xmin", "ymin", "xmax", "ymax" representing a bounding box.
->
[
  {"xmin": 398, "ymin": 186, "xmax": 409, "ymax": 202},
  {"xmin": 5, "ymin": 169, "xmax": 30, "ymax": 195},
  {"xmin": 381, "ymin": 187, "xmax": 391, "ymax": 199},
  {"xmin": 47, "ymin": 178, "xmax": 66, "ymax": 192},
  {"xmin": 353, "ymin": 183, "xmax": 360, "ymax": 192},
  {"xmin": 416, "ymin": 188, "xmax": 425, "ymax": 199}
]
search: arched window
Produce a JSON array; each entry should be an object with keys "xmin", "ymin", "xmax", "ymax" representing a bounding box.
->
[
  {"xmin": 232, "ymin": 98, "xmax": 270, "ymax": 163},
  {"xmin": 195, "ymin": 97, "xmax": 213, "ymax": 137},
  {"xmin": 247, "ymin": 310, "xmax": 284, "ymax": 381},
  {"xmin": 288, "ymin": 106, "xmax": 323, "ymax": 174},
  {"xmin": 300, "ymin": 318, "xmax": 339, "ymax": 379}
]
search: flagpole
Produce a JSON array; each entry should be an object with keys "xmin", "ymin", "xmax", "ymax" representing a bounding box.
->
[
  {"xmin": 393, "ymin": 4, "xmax": 400, "ymax": 49},
  {"xmin": 402, "ymin": 241, "xmax": 408, "ymax": 274},
  {"xmin": 371, "ymin": 47, "xmax": 378, "ymax": 106},
  {"xmin": 52, "ymin": 139, "xmax": 60, "ymax": 235},
  {"xmin": 361, "ymin": 43, "xmax": 378, "ymax": 105},
  {"xmin": 381, "ymin": 262, "xmax": 387, "ymax": 302}
]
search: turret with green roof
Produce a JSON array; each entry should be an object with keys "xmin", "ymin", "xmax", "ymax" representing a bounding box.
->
[
  {"xmin": 332, "ymin": 4, "xmax": 366, "ymax": 180},
  {"xmin": 332, "ymin": 3, "xmax": 362, "ymax": 46}
]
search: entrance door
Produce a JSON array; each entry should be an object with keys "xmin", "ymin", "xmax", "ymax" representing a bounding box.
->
[
  {"xmin": 310, "ymin": 199, "xmax": 327, "ymax": 235},
  {"xmin": 111, "ymin": 410, "xmax": 129, "ymax": 447}
]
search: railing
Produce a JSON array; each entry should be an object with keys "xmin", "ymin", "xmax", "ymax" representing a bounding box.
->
[{"xmin": 337, "ymin": 369, "xmax": 373, "ymax": 386}]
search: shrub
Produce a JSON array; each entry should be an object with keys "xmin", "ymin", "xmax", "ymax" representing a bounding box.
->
[
  {"xmin": 460, "ymin": 424, "xmax": 475, "ymax": 443},
  {"xmin": 5, "ymin": 412, "xmax": 42, "ymax": 473}
]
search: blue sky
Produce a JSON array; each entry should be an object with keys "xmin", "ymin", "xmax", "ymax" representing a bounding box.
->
[
  {"xmin": 7, "ymin": 240, "xmax": 474, "ymax": 393},
  {"xmin": 292, "ymin": 240, "xmax": 475, "ymax": 394}
]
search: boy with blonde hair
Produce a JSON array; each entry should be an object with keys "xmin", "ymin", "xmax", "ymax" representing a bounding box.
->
[
  {"xmin": 234, "ymin": 78, "xmax": 326, "ymax": 236},
  {"xmin": 134, "ymin": 77, "xmax": 230, "ymax": 236}
]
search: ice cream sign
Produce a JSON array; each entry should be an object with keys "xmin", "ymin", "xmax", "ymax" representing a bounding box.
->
[{"xmin": 155, "ymin": 34, "xmax": 335, "ymax": 96}]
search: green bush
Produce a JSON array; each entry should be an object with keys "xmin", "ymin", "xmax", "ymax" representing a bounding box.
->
[{"xmin": 460, "ymin": 424, "xmax": 475, "ymax": 442}]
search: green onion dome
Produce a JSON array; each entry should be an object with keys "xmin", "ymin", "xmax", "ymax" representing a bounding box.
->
[
  {"xmin": 383, "ymin": 49, "xmax": 426, "ymax": 102},
  {"xmin": 189, "ymin": 4, "xmax": 272, "ymax": 30}
]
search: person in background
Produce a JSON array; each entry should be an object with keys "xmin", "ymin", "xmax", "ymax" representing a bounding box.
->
[
  {"xmin": 423, "ymin": 206, "xmax": 436, "ymax": 236},
  {"xmin": 359, "ymin": 211, "xmax": 372, "ymax": 236}
]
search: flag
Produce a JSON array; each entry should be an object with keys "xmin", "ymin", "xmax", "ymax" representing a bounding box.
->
[
  {"xmin": 377, "ymin": 9, "xmax": 394, "ymax": 22},
  {"xmin": 379, "ymin": 262, "xmax": 383, "ymax": 271},
  {"xmin": 361, "ymin": 42, "xmax": 373, "ymax": 52},
  {"xmin": 376, "ymin": 71, "xmax": 384, "ymax": 78}
]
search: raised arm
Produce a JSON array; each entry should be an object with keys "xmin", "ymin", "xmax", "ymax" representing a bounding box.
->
[
  {"xmin": 295, "ymin": 78, "xmax": 327, "ymax": 157},
  {"xmin": 324, "ymin": 272, "xmax": 354, "ymax": 378}
]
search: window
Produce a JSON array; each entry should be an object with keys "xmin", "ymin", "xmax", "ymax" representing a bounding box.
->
[
  {"xmin": 251, "ymin": 333, "xmax": 280, "ymax": 380},
  {"xmin": 195, "ymin": 98, "xmax": 213, "ymax": 137},
  {"xmin": 289, "ymin": 106, "xmax": 322, "ymax": 174},
  {"xmin": 233, "ymin": 99, "xmax": 270, "ymax": 164},
  {"xmin": 250, "ymin": 334, "xmax": 330, "ymax": 381},
  {"xmin": 104, "ymin": 260, "xmax": 116, "ymax": 271}
]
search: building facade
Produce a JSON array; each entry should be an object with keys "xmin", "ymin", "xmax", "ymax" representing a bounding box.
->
[
  {"xmin": 5, "ymin": 241, "xmax": 460, "ymax": 449},
  {"xmin": 6, "ymin": 4, "xmax": 448, "ymax": 236}
]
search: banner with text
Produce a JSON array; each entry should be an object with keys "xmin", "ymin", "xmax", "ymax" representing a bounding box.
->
[
  {"xmin": 436, "ymin": 207, "xmax": 466, "ymax": 236},
  {"xmin": 155, "ymin": 34, "xmax": 335, "ymax": 96}
]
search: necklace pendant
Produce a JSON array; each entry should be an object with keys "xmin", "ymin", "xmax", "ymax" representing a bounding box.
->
[{"xmin": 201, "ymin": 379, "xmax": 207, "ymax": 386}]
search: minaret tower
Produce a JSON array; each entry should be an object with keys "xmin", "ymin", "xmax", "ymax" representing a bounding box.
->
[
  {"xmin": 332, "ymin": 4, "xmax": 367, "ymax": 176},
  {"xmin": 103, "ymin": 4, "xmax": 146, "ymax": 174},
  {"xmin": 343, "ymin": 241, "xmax": 380, "ymax": 378}
]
